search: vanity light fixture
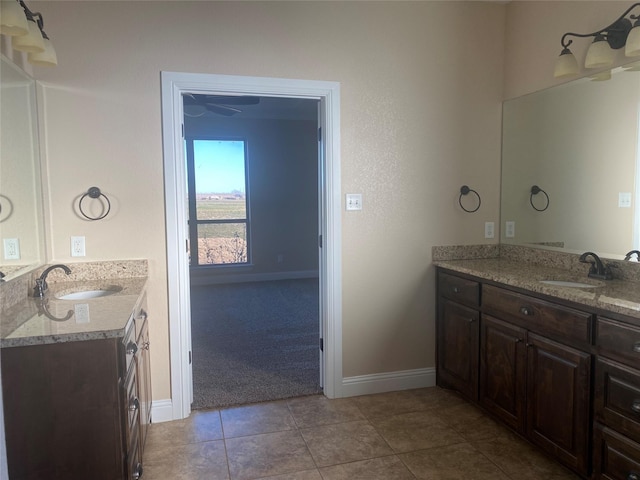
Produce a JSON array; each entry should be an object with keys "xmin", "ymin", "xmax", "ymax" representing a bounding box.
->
[
  {"xmin": 554, "ymin": 2, "xmax": 640, "ymax": 78},
  {"xmin": 0, "ymin": 0, "xmax": 56, "ymax": 66}
]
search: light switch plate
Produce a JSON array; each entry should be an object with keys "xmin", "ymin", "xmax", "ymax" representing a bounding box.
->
[
  {"xmin": 619, "ymin": 192, "xmax": 632, "ymax": 208},
  {"xmin": 346, "ymin": 194, "xmax": 362, "ymax": 211}
]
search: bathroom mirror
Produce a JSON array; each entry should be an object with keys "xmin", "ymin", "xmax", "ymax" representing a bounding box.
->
[
  {"xmin": 0, "ymin": 54, "xmax": 46, "ymax": 280},
  {"xmin": 501, "ymin": 62, "xmax": 640, "ymax": 260}
]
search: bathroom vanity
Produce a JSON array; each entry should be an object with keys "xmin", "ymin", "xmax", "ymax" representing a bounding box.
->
[
  {"xmin": 0, "ymin": 275, "xmax": 150, "ymax": 480},
  {"xmin": 436, "ymin": 258, "xmax": 640, "ymax": 479}
]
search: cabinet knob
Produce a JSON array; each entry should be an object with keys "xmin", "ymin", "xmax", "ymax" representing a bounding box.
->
[
  {"xmin": 132, "ymin": 462, "xmax": 143, "ymax": 480},
  {"xmin": 137, "ymin": 309, "xmax": 148, "ymax": 322},
  {"xmin": 633, "ymin": 343, "xmax": 640, "ymax": 354},
  {"xmin": 515, "ymin": 338, "xmax": 523, "ymax": 343},
  {"xmin": 519, "ymin": 306, "xmax": 533, "ymax": 316},
  {"xmin": 627, "ymin": 473, "xmax": 639, "ymax": 480},
  {"xmin": 632, "ymin": 400, "xmax": 640, "ymax": 414},
  {"xmin": 130, "ymin": 397, "xmax": 140, "ymax": 413},
  {"xmin": 142, "ymin": 341, "xmax": 150, "ymax": 350},
  {"xmin": 127, "ymin": 341, "xmax": 138, "ymax": 355},
  {"xmin": 452, "ymin": 287, "xmax": 460, "ymax": 294}
]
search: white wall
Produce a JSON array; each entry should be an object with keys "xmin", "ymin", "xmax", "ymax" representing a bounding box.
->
[{"xmin": 30, "ymin": 0, "xmax": 506, "ymax": 400}]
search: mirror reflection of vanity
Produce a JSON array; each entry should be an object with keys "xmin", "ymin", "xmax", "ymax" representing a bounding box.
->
[
  {"xmin": 0, "ymin": 54, "xmax": 46, "ymax": 280},
  {"xmin": 501, "ymin": 61, "xmax": 640, "ymax": 260}
]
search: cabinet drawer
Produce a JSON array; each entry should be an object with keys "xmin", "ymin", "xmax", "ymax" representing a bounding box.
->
[
  {"xmin": 597, "ymin": 317, "xmax": 640, "ymax": 367},
  {"xmin": 483, "ymin": 284, "xmax": 592, "ymax": 344},
  {"xmin": 438, "ymin": 272, "xmax": 480, "ymax": 307},
  {"xmin": 593, "ymin": 424, "xmax": 640, "ymax": 480},
  {"xmin": 595, "ymin": 358, "xmax": 640, "ymax": 443}
]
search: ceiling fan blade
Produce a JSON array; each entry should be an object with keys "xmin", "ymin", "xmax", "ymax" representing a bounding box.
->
[{"xmin": 205, "ymin": 104, "xmax": 242, "ymax": 116}]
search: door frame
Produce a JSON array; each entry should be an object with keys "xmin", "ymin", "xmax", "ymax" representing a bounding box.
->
[{"xmin": 161, "ymin": 72, "xmax": 343, "ymax": 420}]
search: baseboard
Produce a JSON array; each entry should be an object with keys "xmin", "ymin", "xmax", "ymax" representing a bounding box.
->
[
  {"xmin": 190, "ymin": 269, "xmax": 319, "ymax": 286},
  {"xmin": 150, "ymin": 399, "xmax": 174, "ymax": 423},
  {"xmin": 341, "ymin": 367, "xmax": 436, "ymax": 397}
]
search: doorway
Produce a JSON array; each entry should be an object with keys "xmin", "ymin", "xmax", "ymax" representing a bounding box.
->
[
  {"xmin": 184, "ymin": 97, "xmax": 322, "ymax": 409},
  {"xmin": 161, "ymin": 72, "xmax": 343, "ymax": 420}
]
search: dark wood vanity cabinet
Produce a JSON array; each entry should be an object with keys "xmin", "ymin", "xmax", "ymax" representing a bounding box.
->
[
  {"xmin": 593, "ymin": 316, "xmax": 640, "ymax": 479},
  {"xmin": 437, "ymin": 269, "xmax": 593, "ymax": 478},
  {"xmin": 1, "ymin": 292, "xmax": 151, "ymax": 480},
  {"xmin": 436, "ymin": 272, "xmax": 480, "ymax": 401}
]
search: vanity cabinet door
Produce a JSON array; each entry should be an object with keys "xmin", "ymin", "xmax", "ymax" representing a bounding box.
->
[
  {"xmin": 526, "ymin": 332, "xmax": 591, "ymax": 476},
  {"xmin": 479, "ymin": 314, "xmax": 527, "ymax": 433},
  {"xmin": 137, "ymin": 318, "xmax": 152, "ymax": 450},
  {"xmin": 437, "ymin": 298, "xmax": 479, "ymax": 401}
]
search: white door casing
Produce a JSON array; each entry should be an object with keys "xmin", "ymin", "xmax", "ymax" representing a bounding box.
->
[{"xmin": 161, "ymin": 72, "xmax": 343, "ymax": 420}]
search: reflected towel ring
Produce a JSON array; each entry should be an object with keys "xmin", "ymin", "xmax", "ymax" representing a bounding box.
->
[
  {"xmin": 459, "ymin": 185, "xmax": 481, "ymax": 213},
  {"xmin": 530, "ymin": 185, "xmax": 550, "ymax": 212},
  {"xmin": 78, "ymin": 187, "xmax": 111, "ymax": 220}
]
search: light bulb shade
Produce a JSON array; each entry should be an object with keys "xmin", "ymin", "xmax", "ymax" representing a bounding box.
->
[
  {"xmin": 11, "ymin": 18, "xmax": 45, "ymax": 53},
  {"xmin": 554, "ymin": 49, "xmax": 579, "ymax": 78},
  {"xmin": 0, "ymin": 0, "xmax": 28, "ymax": 35},
  {"xmin": 626, "ymin": 24, "xmax": 640, "ymax": 57},
  {"xmin": 585, "ymin": 36, "xmax": 614, "ymax": 69},
  {"xmin": 590, "ymin": 70, "xmax": 611, "ymax": 81},
  {"xmin": 27, "ymin": 37, "xmax": 57, "ymax": 66}
]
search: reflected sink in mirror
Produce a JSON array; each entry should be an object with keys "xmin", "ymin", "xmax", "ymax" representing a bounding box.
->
[
  {"xmin": 539, "ymin": 280, "xmax": 600, "ymax": 288},
  {"xmin": 56, "ymin": 287, "xmax": 121, "ymax": 300}
]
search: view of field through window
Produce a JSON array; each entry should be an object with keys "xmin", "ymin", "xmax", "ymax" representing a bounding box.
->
[{"xmin": 188, "ymin": 139, "xmax": 249, "ymax": 266}]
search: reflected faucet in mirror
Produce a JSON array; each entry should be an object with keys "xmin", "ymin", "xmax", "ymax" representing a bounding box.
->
[
  {"xmin": 579, "ymin": 252, "xmax": 613, "ymax": 280},
  {"xmin": 625, "ymin": 250, "xmax": 640, "ymax": 261},
  {"xmin": 33, "ymin": 264, "xmax": 71, "ymax": 298}
]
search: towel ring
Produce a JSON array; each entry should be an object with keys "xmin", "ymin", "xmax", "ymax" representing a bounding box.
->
[
  {"xmin": 459, "ymin": 185, "xmax": 481, "ymax": 213},
  {"xmin": 530, "ymin": 185, "xmax": 549, "ymax": 212},
  {"xmin": 78, "ymin": 187, "xmax": 111, "ymax": 220}
]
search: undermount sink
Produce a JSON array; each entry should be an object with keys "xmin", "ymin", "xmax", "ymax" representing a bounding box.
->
[
  {"xmin": 56, "ymin": 288, "xmax": 121, "ymax": 300},
  {"xmin": 539, "ymin": 280, "xmax": 599, "ymax": 288}
]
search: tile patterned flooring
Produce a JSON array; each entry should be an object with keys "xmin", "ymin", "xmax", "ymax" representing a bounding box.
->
[{"xmin": 143, "ymin": 386, "xmax": 582, "ymax": 480}]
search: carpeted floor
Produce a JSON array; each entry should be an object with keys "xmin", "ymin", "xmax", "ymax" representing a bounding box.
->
[{"xmin": 189, "ymin": 278, "xmax": 322, "ymax": 410}]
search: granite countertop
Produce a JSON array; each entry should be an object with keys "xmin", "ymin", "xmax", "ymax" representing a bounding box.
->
[
  {"xmin": 435, "ymin": 258, "xmax": 640, "ymax": 320},
  {"xmin": 0, "ymin": 276, "xmax": 147, "ymax": 348}
]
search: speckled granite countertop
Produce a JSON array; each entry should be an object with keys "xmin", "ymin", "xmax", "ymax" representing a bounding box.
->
[
  {"xmin": 435, "ymin": 258, "xmax": 640, "ymax": 320},
  {"xmin": 0, "ymin": 276, "xmax": 147, "ymax": 348}
]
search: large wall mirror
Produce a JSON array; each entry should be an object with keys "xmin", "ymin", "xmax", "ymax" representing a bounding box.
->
[
  {"xmin": 0, "ymin": 54, "xmax": 46, "ymax": 280},
  {"xmin": 501, "ymin": 62, "xmax": 640, "ymax": 260}
]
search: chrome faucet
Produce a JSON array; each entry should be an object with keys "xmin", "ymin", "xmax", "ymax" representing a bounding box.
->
[
  {"xmin": 578, "ymin": 252, "xmax": 613, "ymax": 280},
  {"xmin": 33, "ymin": 264, "xmax": 72, "ymax": 298},
  {"xmin": 624, "ymin": 250, "xmax": 640, "ymax": 261}
]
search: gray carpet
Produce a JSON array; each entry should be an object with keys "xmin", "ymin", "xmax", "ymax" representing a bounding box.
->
[{"xmin": 190, "ymin": 278, "xmax": 322, "ymax": 410}]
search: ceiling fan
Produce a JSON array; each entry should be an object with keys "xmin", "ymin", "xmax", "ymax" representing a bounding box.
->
[{"xmin": 182, "ymin": 94, "xmax": 261, "ymax": 117}]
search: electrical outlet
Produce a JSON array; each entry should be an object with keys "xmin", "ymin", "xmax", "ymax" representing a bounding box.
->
[
  {"xmin": 71, "ymin": 236, "xmax": 86, "ymax": 257},
  {"xmin": 3, "ymin": 238, "xmax": 20, "ymax": 260},
  {"xmin": 505, "ymin": 221, "xmax": 515, "ymax": 238},
  {"xmin": 74, "ymin": 304, "xmax": 90, "ymax": 324},
  {"xmin": 484, "ymin": 222, "xmax": 495, "ymax": 239},
  {"xmin": 619, "ymin": 192, "xmax": 632, "ymax": 208},
  {"xmin": 346, "ymin": 194, "xmax": 362, "ymax": 211}
]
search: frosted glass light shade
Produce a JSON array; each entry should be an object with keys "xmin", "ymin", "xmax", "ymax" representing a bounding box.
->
[
  {"xmin": 0, "ymin": 0, "xmax": 28, "ymax": 35},
  {"xmin": 12, "ymin": 18, "xmax": 45, "ymax": 52},
  {"xmin": 626, "ymin": 24, "xmax": 640, "ymax": 57},
  {"xmin": 27, "ymin": 37, "xmax": 57, "ymax": 66},
  {"xmin": 554, "ymin": 49, "xmax": 579, "ymax": 78},
  {"xmin": 590, "ymin": 70, "xmax": 611, "ymax": 81},
  {"xmin": 585, "ymin": 36, "xmax": 614, "ymax": 69}
]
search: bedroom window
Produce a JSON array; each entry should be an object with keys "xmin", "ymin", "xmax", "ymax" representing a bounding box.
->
[{"xmin": 185, "ymin": 138, "xmax": 250, "ymax": 266}]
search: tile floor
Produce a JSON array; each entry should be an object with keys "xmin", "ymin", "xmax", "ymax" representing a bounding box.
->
[{"xmin": 143, "ymin": 386, "xmax": 581, "ymax": 480}]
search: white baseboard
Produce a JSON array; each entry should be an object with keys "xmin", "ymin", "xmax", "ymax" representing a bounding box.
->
[
  {"xmin": 150, "ymin": 399, "xmax": 174, "ymax": 423},
  {"xmin": 190, "ymin": 270, "xmax": 319, "ymax": 286},
  {"xmin": 341, "ymin": 367, "xmax": 436, "ymax": 398}
]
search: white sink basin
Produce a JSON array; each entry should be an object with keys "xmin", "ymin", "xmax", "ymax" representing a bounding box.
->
[
  {"xmin": 539, "ymin": 280, "xmax": 598, "ymax": 288},
  {"xmin": 57, "ymin": 289, "xmax": 118, "ymax": 300}
]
